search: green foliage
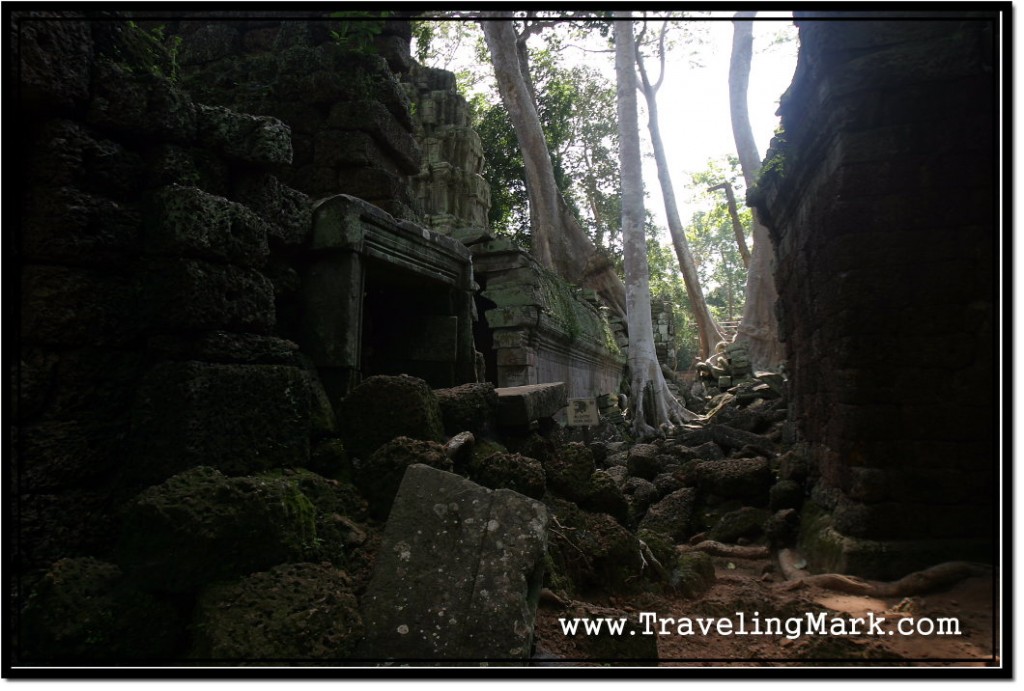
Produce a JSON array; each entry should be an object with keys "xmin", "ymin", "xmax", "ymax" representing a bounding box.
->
[
  {"xmin": 410, "ymin": 20, "xmax": 435, "ymax": 63},
  {"xmin": 468, "ymin": 34, "xmax": 621, "ymax": 259},
  {"xmin": 538, "ymin": 266, "xmax": 584, "ymax": 342},
  {"xmin": 412, "ymin": 19, "xmax": 489, "ymax": 90},
  {"xmin": 279, "ymin": 479, "xmax": 319, "ymax": 556},
  {"xmin": 645, "ymin": 218, "xmax": 698, "ymax": 368},
  {"xmin": 122, "ymin": 21, "xmax": 181, "ymax": 82},
  {"xmin": 756, "ymin": 125, "xmax": 788, "ymax": 186},
  {"xmin": 329, "ymin": 11, "xmax": 392, "ymax": 53},
  {"xmin": 686, "ymin": 156, "xmax": 751, "ymax": 323},
  {"xmin": 471, "ymin": 94, "xmax": 532, "ymax": 248}
]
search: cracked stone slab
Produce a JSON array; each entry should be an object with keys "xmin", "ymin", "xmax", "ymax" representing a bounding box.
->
[{"xmin": 356, "ymin": 464, "xmax": 548, "ymax": 664}]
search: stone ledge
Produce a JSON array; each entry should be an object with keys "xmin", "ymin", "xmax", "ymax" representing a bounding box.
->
[{"xmin": 494, "ymin": 382, "xmax": 567, "ymax": 427}]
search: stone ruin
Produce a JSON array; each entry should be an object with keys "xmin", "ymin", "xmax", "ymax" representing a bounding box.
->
[
  {"xmin": 11, "ymin": 9, "xmax": 998, "ymax": 668},
  {"xmin": 11, "ymin": 11, "xmax": 635, "ymax": 666}
]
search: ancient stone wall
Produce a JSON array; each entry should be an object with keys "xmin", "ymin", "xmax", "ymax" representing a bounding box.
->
[
  {"xmin": 404, "ymin": 64, "xmax": 491, "ymax": 237},
  {"xmin": 13, "ymin": 14, "xmax": 476, "ymax": 662},
  {"xmin": 754, "ymin": 13, "xmax": 996, "ymax": 577},
  {"xmin": 650, "ymin": 299, "xmax": 678, "ymax": 371},
  {"xmin": 472, "ymin": 238, "xmax": 625, "ymax": 400},
  {"xmin": 397, "ymin": 53, "xmax": 627, "ymax": 402},
  {"xmin": 169, "ymin": 16, "xmax": 423, "ymax": 222},
  {"xmin": 15, "ymin": 15, "xmax": 327, "ymax": 572}
]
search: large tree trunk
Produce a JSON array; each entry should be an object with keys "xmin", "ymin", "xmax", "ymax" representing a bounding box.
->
[
  {"xmin": 480, "ymin": 18, "xmax": 627, "ymax": 317},
  {"xmin": 729, "ymin": 12, "xmax": 785, "ymax": 370},
  {"xmin": 635, "ymin": 32, "xmax": 726, "ymax": 361},
  {"xmin": 615, "ymin": 13, "xmax": 697, "ymax": 437}
]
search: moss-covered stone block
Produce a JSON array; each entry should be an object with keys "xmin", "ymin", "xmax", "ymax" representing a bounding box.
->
[
  {"xmin": 21, "ymin": 265, "xmax": 141, "ymax": 347},
  {"xmin": 690, "ymin": 457, "xmax": 773, "ymax": 502},
  {"xmin": 119, "ymin": 467, "xmax": 324, "ymax": 593},
  {"xmin": 769, "ymin": 478, "xmax": 805, "ymax": 511},
  {"xmin": 434, "ymin": 382, "xmax": 499, "ymax": 437},
  {"xmin": 355, "ymin": 436, "xmax": 451, "ymax": 520},
  {"xmin": 87, "ymin": 58, "xmax": 197, "ymax": 142},
  {"xmin": 638, "ymin": 487, "xmax": 697, "ymax": 542},
  {"xmin": 337, "ymin": 374, "xmax": 445, "ymax": 460},
  {"xmin": 708, "ymin": 506, "xmax": 770, "ymax": 543},
  {"xmin": 17, "ymin": 16, "xmax": 92, "ymax": 110},
  {"xmin": 543, "ymin": 442, "xmax": 595, "ymax": 503},
  {"xmin": 309, "ymin": 438, "xmax": 352, "ymax": 482},
  {"xmin": 468, "ymin": 451, "xmax": 546, "ymax": 500},
  {"xmin": 19, "ymin": 557, "xmax": 182, "ymax": 664},
  {"xmin": 579, "ymin": 469, "xmax": 630, "ymax": 525},
  {"xmin": 145, "ymin": 184, "xmax": 270, "ymax": 267},
  {"xmin": 674, "ymin": 551, "xmax": 716, "ymax": 599},
  {"xmin": 143, "ymin": 257, "xmax": 276, "ymax": 334},
  {"xmin": 637, "ymin": 528, "xmax": 677, "ymax": 580},
  {"xmin": 191, "ymin": 562, "xmax": 363, "ymax": 662},
  {"xmin": 627, "ymin": 443, "xmax": 663, "ymax": 480},
  {"xmin": 544, "ymin": 495, "xmax": 641, "ymax": 596},
  {"xmin": 196, "ymin": 104, "xmax": 293, "ymax": 165}
]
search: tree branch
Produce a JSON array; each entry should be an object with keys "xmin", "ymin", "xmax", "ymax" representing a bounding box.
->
[
  {"xmin": 517, "ymin": 19, "xmax": 559, "ymax": 42},
  {"xmin": 653, "ymin": 22, "xmax": 668, "ymax": 93}
]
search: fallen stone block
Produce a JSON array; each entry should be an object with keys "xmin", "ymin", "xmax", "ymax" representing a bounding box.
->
[
  {"xmin": 337, "ymin": 374, "xmax": 445, "ymax": 460},
  {"xmin": 494, "ymin": 382, "xmax": 567, "ymax": 427},
  {"xmin": 191, "ymin": 563, "xmax": 364, "ymax": 661},
  {"xmin": 434, "ymin": 382, "xmax": 499, "ymax": 437},
  {"xmin": 355, "ymin": 436, "xmax": 452, "ymax": 520},
  {"xmin": 357, "ymin": 464, "xmax": 549, "ymax": 663},
  {"xmin": 690, "ymin": 457, "xmax": 773, "ymax": 502},
  {"xmin": 639, "ymin": 488, "xmax": 697, "ymax": 542},
  {"xmin": 118, "ymin": 467, "xmax": 320, "ymax": 594},
  {"xmin": 468, "ymin": 450, "xmax": 546, "ymax": 500},
  {"xmin": 19, "ymin": 557, "xmax": 182, "ymax": 664},
  {"xmin": 710, "ymin": 424, "xmax": 777, "ymax": 456}
]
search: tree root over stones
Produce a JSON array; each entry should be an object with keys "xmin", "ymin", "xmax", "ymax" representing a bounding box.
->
[
  {"xmin": 775, "ymin": 548, "xmax": 992, "ymax": 597},
  {"xmin": 676, "ymin": 540, "xmax": 770, "ymax": 560},
  {"xmin": 638, "ymin": 538, "xmax": 670, "ymax": 582}
]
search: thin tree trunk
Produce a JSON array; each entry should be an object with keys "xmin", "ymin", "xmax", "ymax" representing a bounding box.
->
[
  {"xmin": 615, "ymin": 13, "xmax": 697, "ymax": 437},
  {"xmin": 729, "ymin": 12, "xmax": 785, "ymax": 371},
  {"xmin": 708, "ymin": 182, "xmax": 751, "ymax": 268},
  {"xmin": 480, "ymin": 17, "xmax": 627, "ymax": 317},
  {"xmin": 635, "ymin": 29, "xmax": 726, "ymax": 361},
  {"xmin": 721, "ymin": 247, "xmax": 734, "ymax": 318}
]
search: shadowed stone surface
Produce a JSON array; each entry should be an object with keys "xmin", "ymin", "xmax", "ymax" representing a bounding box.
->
[
  {"xmin": 434, "ymin": 382, "xmax": 499, "ymax": 437},
  {"xmin": 127, "ymin": 361, "xmax": 310, "ymax": 483},
  {"xmin": 19, "ymin": 557, "xmax": 182, "ymax": 664},
  {"xmin": 357, "ymin": 464, "xmax": 548, "ymax": 663},
  {"xmin": 467, "ymin": 451, "xmax": 546, "ymax": 500}
]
